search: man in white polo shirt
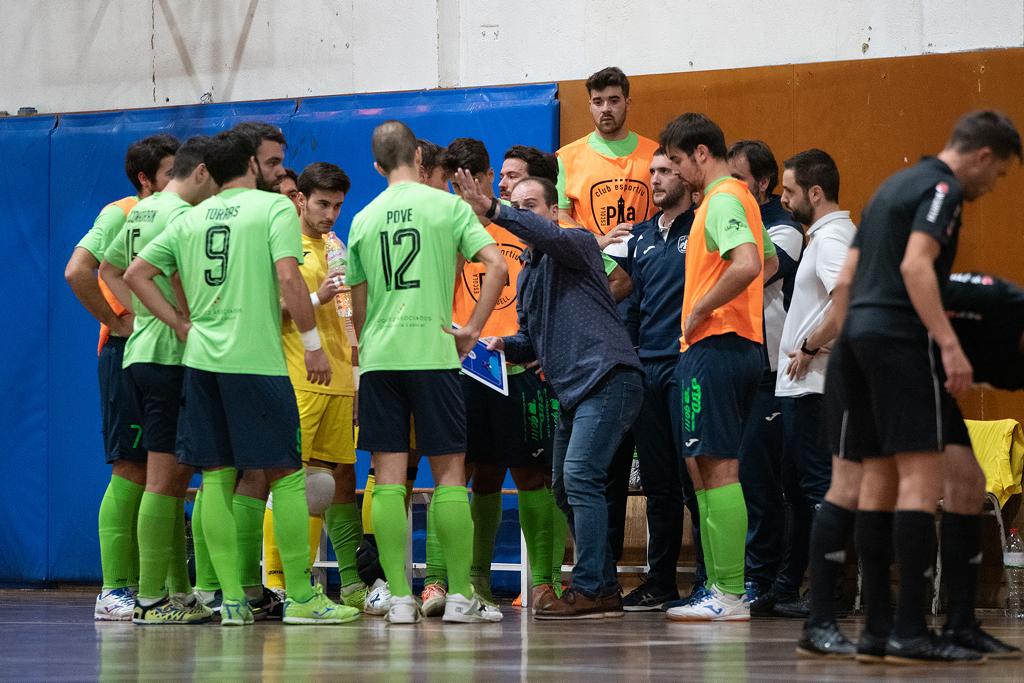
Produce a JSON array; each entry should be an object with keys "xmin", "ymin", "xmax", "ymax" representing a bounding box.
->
[{"xmin": 773, "ymin": 149, "xmax": 855, "ymax": 621}]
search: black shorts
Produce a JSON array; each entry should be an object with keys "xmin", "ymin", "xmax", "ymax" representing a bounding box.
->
[
  {"xmin": 464, "ymin": 370, "xmax": 559, "ymax": 468},
  {"xmin": 358, "ymin": 370, "xmax": 466, "ymax": 457},
  {"xmin": 830, "ymin": 335, "xmax": 969, "ymax": 461},
  {"xmin": 98, "ymin": 337, "xmax": 146, "ymax": 464},
  {"xmin": 126, "ymin": 362, "xmax": 184, "ymax": 454},
  {"xmin": 176, "ymin": 368, "xmax": 301, "ymax": 470},
  {"xmin": 676, "ymin": 334, "xmax": 763, "ymax": 459}
]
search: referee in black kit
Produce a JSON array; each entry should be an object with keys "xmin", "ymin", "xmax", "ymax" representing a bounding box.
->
[{"xmin": 831, "ymin": 110, "xmax": 1020, "ymax": 665}]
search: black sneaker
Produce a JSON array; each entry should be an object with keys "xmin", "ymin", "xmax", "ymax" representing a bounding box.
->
[
  {"xmin": 885, "ymin": 631, "xmax": 987, "ymax": 665},
  {"xmin": 942, "ymin": 622, "xmax": 1022, "ymax": 660},
  {"xmin": 773, "ymin": 595, "xmax": 811, "ymax": 619},
  {"xmin": 796, "ymin": 622, "xmax": 856, "ymax": 658},
  {"xmin": 855, "ymin": 630, "xmax": 888, "ymax": 664},
  {"xmin": 248, "ymin": 586, "xmax": 284, "ymax": 621},
  {"xmin": 749, "ymin": 588, "xmax": 790, "ymax": 617},
  {"xmin": 622, "ymin": 583, "xmax": 677, "ymax": 612}
]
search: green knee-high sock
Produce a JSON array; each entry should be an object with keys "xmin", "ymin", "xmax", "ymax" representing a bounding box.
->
[
  {"xmin": 269, "ymin": 470, "xmax": 314, "ymax": 603},
  {"xmin": 166, "ymin": 498, "xmax": 191, "ymax": 595},
  {"xmin": 695, "ymin": 489, "xmax": 717, "ymax": 589},
  {"xmin": 136, "ymin": 491, "xmax": 177, "ymax": 601},
  {"xmin": 704, "ymin": 483, "xmax": 748, "ymax": 595},
  {"xmin": 232, "ymin": 494, "xmax": 266, "ymax": 592},
  {"xmin": 326, "ymin": 502, "xmax": 363, "ymax": 588},
  {"xmin": 98, "ymin": 475, "xmax": 145, "ymax": 590},
  {"xmin": 424, "ymin": 498, "xmax": 448, "ymax": 588},
  {"xmin": 517, "ymin": 488, "xmax": 553, "ymax": 589},
  {"xmin": 549, "ymin": 491, "xmax": 568, "ymax": 593},
  {"xmin": 200, "ymin": 469, "xmax": 244, "ymax": 602},
  {"xmin": 432, "ymin": 485, "xmax": 475, "ymax": 598},
  {"xmin": 191, "ymin": 489, "xmax": 220, "ymax": 592},
  {"xmin": 372, "ymin": 484, "xmax": 413, "ymax": 597},
  {"xmin": 470, "ymin": 492, "xmax": 503, "ymax": 596}
]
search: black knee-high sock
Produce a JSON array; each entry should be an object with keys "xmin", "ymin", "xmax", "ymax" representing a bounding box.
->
[
  {"xmin": 941, "ymin": 512, "xmax": 981, "ymax": 630},
  {"xmin": 892, "ymin": 511, "xmax": 936, "ymax": 639},
  {"xmin": 807, "ymin": 501, "xmax": 855, "ymax": 627},
  {"xmin": 855, "ymin": 510, "xmax": 894, "ymax": 639}
]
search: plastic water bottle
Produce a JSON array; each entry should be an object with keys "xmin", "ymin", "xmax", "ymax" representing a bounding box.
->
[
  {"xmin": 1005, "ymin": 528, "xmax": 1024, "ymax": 620},
  {"xmin": 324, "ymin": 231, "xmax": 351, "ymax": 318}
]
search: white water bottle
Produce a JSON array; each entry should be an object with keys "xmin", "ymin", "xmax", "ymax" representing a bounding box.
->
[
  {"xmin": 1005, "ymin": 527, "xmax": 1024, "ymax": 620},
  {"xmin": 324, "ymin": 231, "xmax": 351, "ymax": 318}
]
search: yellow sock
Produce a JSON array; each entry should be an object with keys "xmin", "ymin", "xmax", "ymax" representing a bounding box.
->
[
  {"xmin": 361, "ymin": 473, "xmax": 376, "ymax": 535},
  {"xmin": 263, "ymin": 507, "xmax": 285, "ymax": 590},
  {"xmin": 308, "ymin": 515, "xmax": 324, "ymax": 566}
]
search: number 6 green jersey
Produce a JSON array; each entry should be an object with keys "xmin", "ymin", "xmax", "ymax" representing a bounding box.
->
[
  {"xmin": 138, "ymin": 187, "xmax": 302, "ymax": 376},
  {"xmin": 105, "ymin": 191, "xmax": 191, "ymax": 368},
  {"xmin": 346, "ymin": 182, "xmax": 494, "ymax": 372}
]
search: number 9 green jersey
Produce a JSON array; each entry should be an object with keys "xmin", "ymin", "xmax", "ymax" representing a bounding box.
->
[
  {"xmin": 346, "ymin": 182, "xmax": 494, "ymax": 373},
  {"xmin": 138, "ymin": 187, "xmax": 303, "ymax": 376}
]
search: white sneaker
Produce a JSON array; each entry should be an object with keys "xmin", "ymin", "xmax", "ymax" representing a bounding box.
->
[
  {"xmin": 95, "ymin": 587, "xmax": 136, "ymax": 621},
  {"xmin": 385, "ymin": 595, "xmax": 421, "ymax": 624},
  {"xmin": 443, "ymin": 593, "xmax": 504, "ymax": 623},
  {"xmin": 364, "ymin": 579, "xmax": 392, "ymax": 616},
  {"xmin": 666, "ymin": 586, "xmax": 750, "ymax": 622}
]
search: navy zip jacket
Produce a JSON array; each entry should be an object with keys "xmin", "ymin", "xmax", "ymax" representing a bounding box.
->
[
  {"xmin": 495, "ymin": 204, "xmax": 641, "ymax": 411},
  {"xmin": 624, "ymin": 209, "xmax": 695, "ymax": 361}
]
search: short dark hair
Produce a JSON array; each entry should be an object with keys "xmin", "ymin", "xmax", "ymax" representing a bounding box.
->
[
  {"xmin": 417, "ymin": 139, "xmax": 445, "ymax": 172},
  {"xmin": 441, "ymin": 137, "xmax": 490, "ymax": 176},
  {"xmin": 728, "ymin": 140, "xmax": 780, "ymax": 195},
  {"xmin": 283, "ymin": 167, "xmax": 298, "ymax": 184},
  {"xmin": 125, "ymin": 134, "xmax": 180, "ymax": 192},
  {"xmin": 372, "ymin": 120, "xmax": 418, "ymax": 174},
  {"xmin": 204, "ymin": 130, "xmax": 256, "ymax": 186},
  {"xmin": 659, "ymin": 113, "xmax": 727, "ymax": 159},
  {"xmin": 948, "ymin": 110, "xmax": 1022, "ymax": 160},
  {"xmin": 297, "ymin": 161, "xmax": 351, "ymax": 197},
  {"xmin": 504, "ymin": 145, "xmax": 557, "ymax": 184},
  {"xmin": 516, "ymin": 176, "xmax": 558, "ymax": 208},
  {"xmin": 784, "ymin": 148, "xmax": 840, "ymax": 203},
  {"xmin": 586, "ymin": 66, "xmax": 630, "ymax": 98},
  {"xmin": 169, "ymin": 136, "xmax": 213, "ymax": 180},
  {"xmin": 653, "ymin": 146, "xmax": 667, "ymax": 157},
  {"xmin": 231, "ymin": 121, "xmax": 287, "ymax": 151}
]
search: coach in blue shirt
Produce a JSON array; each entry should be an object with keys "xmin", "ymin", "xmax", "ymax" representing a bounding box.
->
[
  {"xmin": 452, "ymin": 168, "xmax": 643, "ymax": 620},
  {"xmin": 619, "ymin": 149, "xmax": 707, "ymax": 611}
]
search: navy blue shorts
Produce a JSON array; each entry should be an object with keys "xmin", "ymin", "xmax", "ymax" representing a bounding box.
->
[
  {"xmin": 358, "ymin": 370, "xmax": 466, "ymax": 457},
  {"xmin": 676, "ymin": 334, "xmax": 763, "ymax": 459},
  {"xmin": 98, "ymin": 337, "xmax": 146, "ymax": 464},
  {"xmin": 464, "ymin": 370, "xmax": 559, "ymax": 468},
  {"xmin": 176, "ymin": 368, "xmax": 301, "ymax": 470},
  {"xmin": 126, "ymin": 362, "xmax": 184, "ymax": 454}
]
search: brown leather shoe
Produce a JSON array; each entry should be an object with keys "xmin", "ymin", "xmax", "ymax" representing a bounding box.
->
[
  {"xmin": 530, "ymin": 584, "xmax": 556, "ymax": 614},
  {"xmin": 599, "ymin": 590, "xmax": 624, "ymax": 618},
  {"xmin": 533, "ymin": 588, "xmax": 605, "ymax": 620}
]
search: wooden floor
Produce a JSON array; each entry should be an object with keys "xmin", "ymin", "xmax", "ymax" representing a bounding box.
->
[{"xmin": 2, "ymin": 590, "xmax": 1022, "ymax": 681}]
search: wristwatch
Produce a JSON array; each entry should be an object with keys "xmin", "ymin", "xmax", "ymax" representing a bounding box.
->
[
  {"xmin": 800, "ymin": 338, "xmax": 819, "ymax": 356},
  {"xmin": 486, "ymin": 197, "xmax": 500, "ymax": 221}
]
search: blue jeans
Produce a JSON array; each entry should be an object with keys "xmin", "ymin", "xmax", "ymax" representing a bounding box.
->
[{"xmin": 552, "ymin": 366, "xmax": 643, "ymax": 597}]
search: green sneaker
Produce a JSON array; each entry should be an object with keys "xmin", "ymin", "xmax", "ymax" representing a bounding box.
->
[
  {"xmin": 220, "ymin": 599, "xmax": 255, "ymax": 626},
  {"xmin": 284, "ymin": 584, "xmax": 361, "ymax": 625},
  {"xmin": 132, "ymin": 596, "xmax": 213, "ymax": 625},
  {"xmin": 341, "ymin": 583, "xmax": 368, "ymax": 611}
]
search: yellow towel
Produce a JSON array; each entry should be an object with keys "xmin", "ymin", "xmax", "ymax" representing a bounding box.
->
[{"xmin": 966, "ymin": 419, "xmax": 1024, "ymax": 507}]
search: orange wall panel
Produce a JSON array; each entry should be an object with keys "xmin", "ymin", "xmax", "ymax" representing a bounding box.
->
[{"xmin": 559, "ymin": 49, "xmax": 1024, "ymax": 422}]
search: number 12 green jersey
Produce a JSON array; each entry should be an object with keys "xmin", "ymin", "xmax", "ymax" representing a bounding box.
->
[
  {"xmin": 347, "ymin": 182, "xmax": 494, "ymax": 372},
  {"xmin": 139, "ymin": 187, "xmax": 302, "ymax": 375}
]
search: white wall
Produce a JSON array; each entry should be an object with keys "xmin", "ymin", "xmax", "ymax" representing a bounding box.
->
[{"xmin": 3, "ymin": 0, "xmax": 1022, "ymax": 114}]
